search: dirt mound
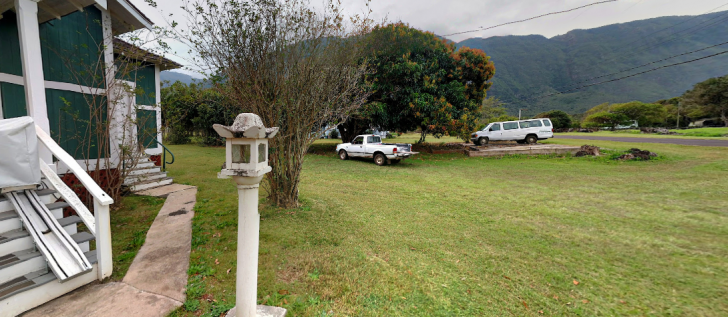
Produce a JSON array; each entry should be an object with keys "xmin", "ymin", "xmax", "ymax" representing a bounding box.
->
[
  {"xmin": 617, "ymin": 148, "xmax": 658, "ymax": 160},
  {"xmin": 574, "ymin": 145, "xmax": 600, "ymax": 157}
]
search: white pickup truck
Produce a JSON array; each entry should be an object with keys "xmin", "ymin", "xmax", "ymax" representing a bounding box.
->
[{"xmin": 336, "ymin": 135, "xmax": 418, "ymax": 166}]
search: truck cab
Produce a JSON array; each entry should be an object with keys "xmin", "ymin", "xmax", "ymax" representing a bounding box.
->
[{"xmin": 336, "ymin": 135, "xmax": 418, "ymax": 166}]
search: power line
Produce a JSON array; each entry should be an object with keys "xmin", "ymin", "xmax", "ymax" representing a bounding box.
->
[
  {"xmin": 443, "ymin": 0, "xmax": 619, "ymax": 37},
  {"xmin": 533, "ymin": 49, "xmax": 728, "ymax": 100},
  {"xmin": 513, "ymin": 8, "xmax": 728, "ymax": 99},
  {"xmin": 552, "ymin": 40, "xmax": 728, "ymax": 90}
]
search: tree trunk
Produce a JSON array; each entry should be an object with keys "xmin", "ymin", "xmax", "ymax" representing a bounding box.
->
[
  {"xmin": 722, "ymin": 108, "xmax": 728, "ymax": 127},
  {"xmin": 418, "ymin": 129, "xmax": 427, "ymax": 143},
  {"xmin": 338, "ymin": 118, "xmax": 369, "ymax": 143}
]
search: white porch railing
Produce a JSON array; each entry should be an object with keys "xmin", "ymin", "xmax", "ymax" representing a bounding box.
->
[{"xmin": 34, "ymin": 125, "xmax": 115, "ymax": 281}]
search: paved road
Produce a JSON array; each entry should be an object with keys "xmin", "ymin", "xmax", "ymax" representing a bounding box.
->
[{"xmin": 556, "ymin": 135, "xmax": 728, "ymax": 147}]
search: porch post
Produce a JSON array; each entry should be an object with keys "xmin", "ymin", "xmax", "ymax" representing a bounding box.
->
[
  {"xmin": 14, "ymin": 0, "xmax": 52, "ymax": 164},
  {"xmin": 154, "ymin": 65, "xmax": 162, "ymax": 150},
  {"xmin": 100, "ymin": 8, "xmax": 121, "ymax": 167}
]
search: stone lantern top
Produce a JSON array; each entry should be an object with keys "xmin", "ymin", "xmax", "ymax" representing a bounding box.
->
[{"xmin": 213, "ymin": 113, "xmax": 279, "ymax": 139}]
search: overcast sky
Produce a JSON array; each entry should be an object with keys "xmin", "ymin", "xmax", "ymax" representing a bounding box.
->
[{"xmin": 130, "ymin": 0, "xmax": 728, "ymax": 76}]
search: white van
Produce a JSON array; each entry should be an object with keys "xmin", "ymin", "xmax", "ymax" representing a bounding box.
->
[{"xmin": 470, "ymin": 119, "xmax": 554, "ymax": 145}]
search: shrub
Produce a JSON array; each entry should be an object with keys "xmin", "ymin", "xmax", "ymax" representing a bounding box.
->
[
  {"xmin": 535, "ymin": 110, "xmax": 573, "ymax": 130},
  {"xmin": 329, "ymin": 129, "xmax": 339, "ymax": 139},
  {"xmin": 386, "ymin": 132, "xmax": 398, "ymax": 139}
]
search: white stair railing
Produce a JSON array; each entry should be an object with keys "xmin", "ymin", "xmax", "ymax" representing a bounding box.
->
[{"xmin": 34, "ymin": 125, "xmax": 115, "ymax": 281}]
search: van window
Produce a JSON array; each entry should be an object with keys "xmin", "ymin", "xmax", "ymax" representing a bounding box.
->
[
  {"xmin": 503, "ymin": 122, "xmax": 519, "ymax": 130},
  {"xmin": 528, "ymin": 120, "xmax": 543, "ymax": 127},
  {"xmin": 367, "ymin": 136, "xmax": 381, "ymax": 143},
  {"xmin": 490, "ymin": 123, "xmax": 501, "ymax": 131},
  {"xmin": 543, "ymin": 119, "xmax": 552, "ymax": 127},
  {"xmin": 519, "ymin": 121, "xmax": 529, "ymax": 129}
]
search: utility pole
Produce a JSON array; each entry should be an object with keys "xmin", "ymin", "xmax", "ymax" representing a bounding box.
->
[
  {"xmin": 519, "ymin": 109, "xmax": 522, "ymax": 120},
  {"xmin": 676, "ymin": 102, "xmax": 681, "ymax": 129}
]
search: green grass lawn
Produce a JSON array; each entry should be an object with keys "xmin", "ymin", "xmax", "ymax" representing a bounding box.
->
[
  {"xmin": 165, "ymin": 140, "xmax": 728, "ymax": 316},
  {"xmin": 558, "ymin": 128, "xmax": 728, "ymax": 140},
  {"xmin": 673, "ymin": 127, "xmax": 728, "ymax": 137},
  {"xmin": 108, "ymin": 195, "xmax": 165, "ymax": 281}
]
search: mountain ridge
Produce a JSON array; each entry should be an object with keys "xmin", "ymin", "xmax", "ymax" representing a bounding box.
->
[{"xmin": 456, "ymin": 10, "xmax": 728, "ymax": 115}]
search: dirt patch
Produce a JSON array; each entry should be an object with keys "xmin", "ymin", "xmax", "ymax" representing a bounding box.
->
[{"xmin": 277, "ymin": 266, "xmax": 304, "ymax": 284}]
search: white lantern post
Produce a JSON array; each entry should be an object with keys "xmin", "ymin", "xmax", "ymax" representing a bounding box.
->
[{"xmin": 213, "ymin": 114, "xmax": 285, "ymax": 317}]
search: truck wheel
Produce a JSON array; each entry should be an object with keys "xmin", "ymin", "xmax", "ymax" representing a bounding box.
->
[
  {"xmin": 374, "ymin": 153, "xmax": 387, "ymax": 166},
  {"xmin": 339, "ymin": 150, "xmax": 349, "ymax": 160},
  {"xmin": 478, "ymin": 137, "xmax": 489, "ymax": 146},
  {"xmin": 525, "ymin": 135, "xmax": 537, "ymax": 144}
]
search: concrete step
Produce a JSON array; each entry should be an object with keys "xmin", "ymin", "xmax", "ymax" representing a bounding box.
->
[
  {"xmin": 0, "ymin": 202, "xmax": 70, "ymax": 235},
  {"xmin": 129, "ymin": 161, "xmax": 156, "ymax": 169},
  {"xmin": 124, "ymin": 172, "xmax": 168, "ymax": 186},
  {"xmin": 128, "ymin": 166, "xmax": 162, "ymax": 176},
  {"xmin": 0, "ymin": 249, "xmax": 46, "ymax": 285},
  {"xmin": 0, "ymin": 215, "xmax": 83, "ymax": 256},
  {"xmin": 130, "ymin": 177, "xmax": 174, "ymax": 192}
]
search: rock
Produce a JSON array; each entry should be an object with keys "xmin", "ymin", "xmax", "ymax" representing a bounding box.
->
[
  {"xmin": 576, "ymin": 145, "xmax": 600, "ymax": 157},
  {"xmin": 640, "ymin": 127, "xmax": 679, "ymax": 135},
  {"xmin": 617, "ymin": 148, "xmax": 658, "ymax": 160}
]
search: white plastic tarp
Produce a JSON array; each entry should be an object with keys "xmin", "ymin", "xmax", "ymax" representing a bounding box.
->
[{"xmin": 0, "ymin": 116, "xmax": 41, "ymax": 189}]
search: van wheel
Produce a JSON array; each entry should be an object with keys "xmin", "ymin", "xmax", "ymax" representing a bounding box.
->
[
  {"xmin": 339, "ymin": 150, "xmax": 348, "ymax": 160},
  {"xmin": 478, "ymin": 137, "xmax": 489, "ymax": 146},
  {"xmin": 525, "ymin": 135, "xmax": 538, "ymax": 144},
  {"xmin": 374, "ymin": 153, "xmax": 387, "ymax": 166}
]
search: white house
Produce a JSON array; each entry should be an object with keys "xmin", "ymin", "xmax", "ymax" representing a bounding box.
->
[{"xmin": 0, "ymin": 0, "xmax": 179, "ymax": 315}]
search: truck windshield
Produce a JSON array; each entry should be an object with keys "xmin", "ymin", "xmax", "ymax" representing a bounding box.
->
[{"xmin": 367, "ymin": 136, "xmax": 381, "ymax": 143}]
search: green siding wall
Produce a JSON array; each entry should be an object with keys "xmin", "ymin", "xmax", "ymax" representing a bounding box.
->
[
  {"xmin": 39, "ymin": 6, "xmax": 104, "ymax": 88},
  {"xmin": 136, "ymin": 109, "xmax": 157, "ymax": 148},
  {"xmin": 0, "ymin": 10, "xmax": 23, "ymax": 76},
  {"xmin": 135, "ymin": 65, "xmax": 156, "ymax": 105},
  {"xmin": 1, "ymin": 83, "xmax": 27, "ymax": 118},
  {"xmin": 46, "ymin": 89, "xmax": 108, "ymax": 160},
  {"xmin": 117, "ymin": 61, "xmax": 156, "ymax": 106}
]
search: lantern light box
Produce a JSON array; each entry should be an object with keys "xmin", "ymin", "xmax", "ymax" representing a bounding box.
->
[{"xmin": 213, "ymin": 113, "xmax": 279, "ymax": 178}]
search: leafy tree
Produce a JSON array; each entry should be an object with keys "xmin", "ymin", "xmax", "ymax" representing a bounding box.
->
[
  {"xmin": 479, "ymin": 97, "xmax": 514, "ymax": 124},
  {"xmin": 161, "ymin": 81, "xmax": 236, "ymax": 145},
  {"xmin": 584, "ymin": 102, "xmax": 612, "ymax": 117},
  {"xmin": 610, "ymin": 101, "xmax": 667, "ymax": 127},
  {"xmin": 583, "ymin": 111, "xmax": 629, "ymax": 130},
  {"xmin": 681, "ymin": 74, "xmax": 728, "ymax": 126},
  {"xmin": 535, "ymin": 110, "xmax": 572, "ymax": 129},
  {"xmin": 357, "ymin": 23, "xmax": 495, "ymax": 143}
]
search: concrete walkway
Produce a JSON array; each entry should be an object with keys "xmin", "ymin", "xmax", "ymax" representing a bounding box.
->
[{"xmin": 22, "ymin": 185, "xmax": 197, "ymax": 317}]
